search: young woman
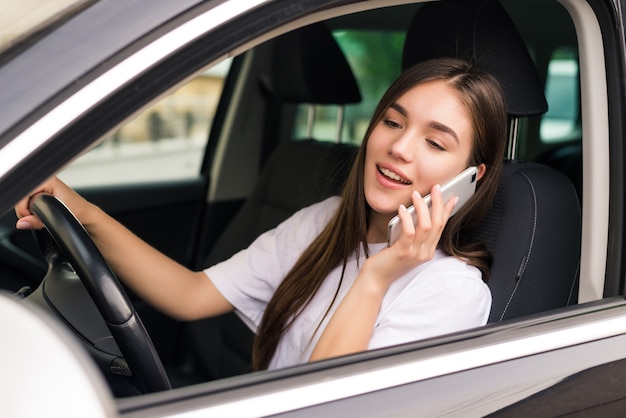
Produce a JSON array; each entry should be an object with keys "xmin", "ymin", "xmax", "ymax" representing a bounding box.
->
[{"xmin": 15, "ymin": 57, "xmax": 507, "ymax": 371}]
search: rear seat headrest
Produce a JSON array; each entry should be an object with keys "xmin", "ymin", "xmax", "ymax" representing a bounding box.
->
[
  {"xmin": 402, "ymin": 0, "xmax": 547, "ymax": 117},
  {"xmin": 263, "ymin": 22, "xmax": 362, "ymax": 105}
]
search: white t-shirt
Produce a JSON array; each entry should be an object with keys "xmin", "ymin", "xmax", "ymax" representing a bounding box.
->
[{"xmin": 205, "ymin": 196, "xmax": 491, "ymax": 370}]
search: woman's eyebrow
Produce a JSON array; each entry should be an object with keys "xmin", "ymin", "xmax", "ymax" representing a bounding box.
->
[
  {"xmin": 391, "ymin": 102, "xmax": 459, "ymax": 143},
  {"xmin": 389, "ymin": 102, "xmax": 407, "ymax": 117},
  {"xmin": 429, "ymin": 121, "xmax": 459, "ymax": 144}
]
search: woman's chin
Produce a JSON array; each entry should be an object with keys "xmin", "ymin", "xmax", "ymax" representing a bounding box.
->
[
  {"xmin": 369, "ymin": 205, "xmax": 401, "ymax": 220},
  {"xmin": 365, "ymin": 190, "xmax": 411, "ymax": 218}
]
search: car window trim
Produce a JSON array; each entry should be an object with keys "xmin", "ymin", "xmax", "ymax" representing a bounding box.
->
[
  {"xmin": 558, "ymin": 0, "xmax": 610, "ymax": 303},
  {"xmin": 120, "ymin": 298, "xmax": 626, "ymax": 417},
  {"xmin": 0, "ymin": 0, "xmax": 270, "ymax": 184}
]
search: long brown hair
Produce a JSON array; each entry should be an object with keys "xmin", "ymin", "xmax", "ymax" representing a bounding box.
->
[{"xmin": 252, "ymin": 58, "xmax": 507, "ymax": 370}]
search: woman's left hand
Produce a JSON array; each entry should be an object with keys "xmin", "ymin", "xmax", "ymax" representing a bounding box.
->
[
  {"xmin": 309, "ymin": 185, "xmax": 457, "ymax": 362},
  {"xmin": 364, "ymin": 184, "xmax": 458, "ymax": 288}
]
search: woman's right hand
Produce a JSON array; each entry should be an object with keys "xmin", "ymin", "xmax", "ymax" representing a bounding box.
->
[
  {"xmin": 15, "ymin": 176, "xmax": 91, "ymax": 231},
  {"xmin": 14, "ymin": 175, "xmax": 234, "ymax": 321}
]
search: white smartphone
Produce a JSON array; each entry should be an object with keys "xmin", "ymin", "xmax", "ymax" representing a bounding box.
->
[{"xmin": 387, "ymin": 166, "xmax": 479, "ymax": 247}]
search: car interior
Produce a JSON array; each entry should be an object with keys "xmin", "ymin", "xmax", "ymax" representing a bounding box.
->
[
  {"xmin": 0, "ymin": 0, "xmax": 592, "ymax": 396},
  {"xmin": 172, "ymin": 0, "xmax": 584, "ymax": 387}
]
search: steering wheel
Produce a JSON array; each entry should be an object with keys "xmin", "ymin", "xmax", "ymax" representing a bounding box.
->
[{"xmin": 26, "ymin": 193, "xmax": 171, "ymax": 394}]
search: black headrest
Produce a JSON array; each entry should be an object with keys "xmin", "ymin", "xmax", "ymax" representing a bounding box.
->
[
  {"xmin": 402, "ymin": 0, "xmax": 547, "ymax": 117},
  {"xmin": 264, "ymin": 23, "xmax": 361, "ymax": 105}
]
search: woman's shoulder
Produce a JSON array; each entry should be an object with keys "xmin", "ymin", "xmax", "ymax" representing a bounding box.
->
[
  {"xmin": 274, "ymin": 196, "xmax": 341, "ymax": 244},
  {"xmin": 430, "ymin": 250, "xmax": 483, "ymax": 276},
  {"xmin": 299, "ymin": 195, "xmax": 341, "ymax": 215},
  {"xmin": 285, "ymin": 196, "xmax": 341, "ymax": 227},
  {"xmin": 401, "ymin": 251, "xmax": 491, "ymax": 315},
  {"xmin": 410, "ymin": 250, "xmax": 488, "ymax": 295}
]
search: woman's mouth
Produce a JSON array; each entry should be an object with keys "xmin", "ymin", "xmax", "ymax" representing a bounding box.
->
[{"xmin": 377, "ymin": 166, "xmax": 411, "ymax": 185}]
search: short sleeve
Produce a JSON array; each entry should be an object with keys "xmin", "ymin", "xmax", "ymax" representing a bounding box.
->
[
  {"xmin": 205, "ymin": 197, "xmax": 341, "ymax": 330},
  {"xmin": 368, "ymin": 258, "xmax": 491, "ymax": 350}
]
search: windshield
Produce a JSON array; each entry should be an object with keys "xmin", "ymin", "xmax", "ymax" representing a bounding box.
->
[{"xmin": 0, "ymin": 0, "xmax": 91, "ymax": 54}]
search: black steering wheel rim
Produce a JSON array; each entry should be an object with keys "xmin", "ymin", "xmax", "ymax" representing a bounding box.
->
[{"xmin": 29, "ymin": 193, "xmax": 171, "ymax": 393}]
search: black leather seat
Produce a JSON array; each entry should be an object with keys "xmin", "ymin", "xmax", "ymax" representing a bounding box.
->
[
  {"xmin": 180, "ymin": 22, "xmax": 360, "ymax": 382},
  {"xmin": 402, "ymin": 0, "xmax": 581, "ymax": 321},
  {"xmin": 537, "ymin": 143, "xmax": 583, "ymax": 200}
]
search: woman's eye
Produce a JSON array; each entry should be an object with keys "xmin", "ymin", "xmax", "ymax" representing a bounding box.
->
[
  {"xmin": 383, "ymin": 119, "xmax": 402, "ymax": 129},
  {"xmin": 427, "ymin": 139, "xmax": 446, "ymax": 151}
]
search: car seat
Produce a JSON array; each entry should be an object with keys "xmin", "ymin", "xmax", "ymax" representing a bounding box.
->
[
  {"xmin": 402, "ymin": 0, "xmax": 582, "ymax": 321},
  {"xmin": 179, "ymin": 22, "xmax": 360, "ymax": 382},
  {"xmin": 537, "ymin": 142, "xmax": 582, "ymax": 200}
]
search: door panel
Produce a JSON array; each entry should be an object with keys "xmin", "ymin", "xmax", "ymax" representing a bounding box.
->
[{"xmin": 78, "ymin": 177, "xmax": 208, "ymax": 267}]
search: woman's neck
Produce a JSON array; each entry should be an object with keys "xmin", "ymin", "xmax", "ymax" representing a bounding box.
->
[{"xmin": 367, "ymin": 210, "xmax": 394, "ymax": 243}]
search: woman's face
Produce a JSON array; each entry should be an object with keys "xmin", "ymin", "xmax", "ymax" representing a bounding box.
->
[{"xmin": 364, "ymin": 79, "xmax": 481, "ymax": 219}]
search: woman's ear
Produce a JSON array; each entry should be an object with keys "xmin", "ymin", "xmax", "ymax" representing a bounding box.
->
[{"xmin": 476, "ymin": 163, "xmax": 487, "ymax": 181}]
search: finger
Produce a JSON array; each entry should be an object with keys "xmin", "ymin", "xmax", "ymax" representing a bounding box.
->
[
  {"xmin": 407, "ymin": 190, "xmax": 439, "ymax": 261},
  {"xmin": 411, "ymin": 190, "xmax": 431, "ymax": 230},
  {"xmin": 14, "ymin": 179, "xmax": 51, "ymax": 218},
  {"xmin": 443, "ymin": 195, "xmax": 458, "ymax": 220},
  {"xmin": 14, "ymin": 198, "xmax": 31, "ymax": 219},
  {"xmin": 16, "ymin": 215, "xmax": 45, "ymax": 230},
  {"xmin": 15, "ymin": 191, "xmax": 42, "ymax": 220},
  {"xmin": 397, "ymin": 204, "xmax": 416, "ymax": 242},
  {"xmin": 429, "ymin": 184, "xmax": 444, "ymax": 226}
]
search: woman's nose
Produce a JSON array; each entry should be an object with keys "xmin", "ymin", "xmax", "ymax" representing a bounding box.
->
[{"xmin": 389, "ymin": 132, "xmax": 415, "ymax": 162}]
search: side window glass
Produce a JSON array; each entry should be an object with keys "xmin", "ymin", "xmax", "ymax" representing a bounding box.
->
[
  {"xmin": 292, "ymin": 30, "xmax": 405, "ymax": 145},
  {"xmin": 540, "ymin": 48, "xmax": 580, "ymax": 143},
  {"xmin": 59, "ymin": 59, "xmax": 232, "ymax": 187}
]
